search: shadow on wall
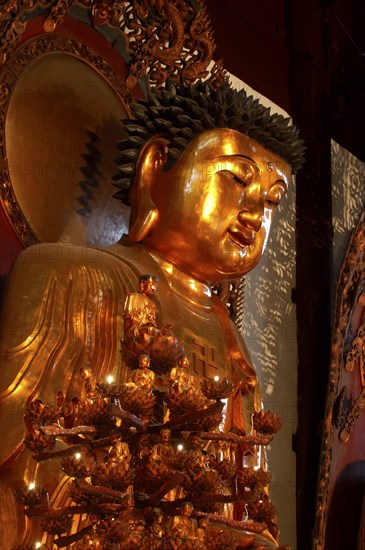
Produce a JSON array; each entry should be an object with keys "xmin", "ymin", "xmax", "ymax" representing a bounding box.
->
[{"xmin": 325, "ymin": 461, "xmax": 365, "ymax": 550}]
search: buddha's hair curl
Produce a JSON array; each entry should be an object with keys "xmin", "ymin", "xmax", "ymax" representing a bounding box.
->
[{"xmin": 113, "ymin": 80, "xmax": 305, "ymax": 205}]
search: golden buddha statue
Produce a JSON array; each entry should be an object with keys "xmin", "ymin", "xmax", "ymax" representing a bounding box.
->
[
  {"xmin": 127, "ymin": 353, "xmax": 155, "ymax": 390},
  {"xmin": 118, "ymin": 495, "xmax": 146, "ymax": 544},
  {"xmin": 150, "ymin": 507, "xmax": 165, "ymax": 550},
  {"xmin": 0, "ymin": 79, "xmax": 304, "ymax": 547},
  {"xmin": 195, "ymin": 516, "xmax": 208, "ymax": 546},
  {"xmin": 123, "ymin": 273, "xmax": 183, "ymax": 365},
  {"xmin": 169, "ymin": 501, "xmax": 197, "ymax": 542},
  {"xmin": 168, "ymin": 355, "xmax": 196, "ymax": 394},
  {"xmin": 107, "ymin": 438, "xmax": 131, "ymax": 469},
  {"xmin": 124, "ymin": 275, "xmax": 159, "ymax": 340},
  {"xmin": 150, "ymin": 429, "xmax": 175, "ymax": 468}
]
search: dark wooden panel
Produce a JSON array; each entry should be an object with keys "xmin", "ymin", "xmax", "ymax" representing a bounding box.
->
[{"xmin": 207, "ymin": 0, "xmax": 290, "ymax": 109}]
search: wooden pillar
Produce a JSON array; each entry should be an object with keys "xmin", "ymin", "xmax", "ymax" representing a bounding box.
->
[{"xmin": 286, "ymin": 2, "xmax": 333, "ymax": 549}]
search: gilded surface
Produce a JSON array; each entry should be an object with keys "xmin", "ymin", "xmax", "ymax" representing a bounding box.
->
[
  {"xmin": 0, "ymin": 126, "xmax": 292, "ymax": 547},
  {"xmin": 0, "ymin": 7, "xmax": 303, "ymax": 540},
  {"xmin": 0, "ymin": 34, "xmax": 130, "ymax": 246}
]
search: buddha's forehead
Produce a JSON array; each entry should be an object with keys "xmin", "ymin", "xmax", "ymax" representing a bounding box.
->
[{"xmin": 187, "ymin": 128, "xmax": 292, "ymax": 182}]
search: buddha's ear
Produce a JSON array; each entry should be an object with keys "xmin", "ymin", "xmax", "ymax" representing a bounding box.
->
[{"xmin": 128, "ymin": 135, "xmax": 169, "ymax": 242}]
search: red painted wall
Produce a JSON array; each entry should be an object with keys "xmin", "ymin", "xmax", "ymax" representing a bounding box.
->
[{"xmin": 0, "ymin": 203, "xmax": 23, "ymax": 276}]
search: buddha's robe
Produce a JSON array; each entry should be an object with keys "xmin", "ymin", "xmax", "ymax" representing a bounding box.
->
[{"xmin": 0, "ymin": 236, "xmax": 259, "ymax": 546}]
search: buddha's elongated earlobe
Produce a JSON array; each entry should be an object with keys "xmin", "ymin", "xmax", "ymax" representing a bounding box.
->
[{"xmin": 128, "ymin": 136, "xmax": 169, "ymax": 242}]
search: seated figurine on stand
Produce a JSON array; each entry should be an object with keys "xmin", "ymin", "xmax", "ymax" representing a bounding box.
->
[
  {"xmin": 124, "ymin": 275, "xmax": 159, "ymax": 344},
  {"xmin": 195, "ymin": 515, "xmax": 208, "ymax": 547},
  {"xmin": 168, "ymin": 355, "xmax": 196, "ymax": 394},
  {"xmin": 127, "ymin": 353, "xmax": 155, "ymax": 390},
  {"xmin": 107, "ymin": 438, "xmax": 131, "ymax": 470},
  {"xmin": 144, "ymin": 428, "xmax": 183, "ymax": 502},
  {"xmin": 123, "ymin": 275, "xmax": 183, "ymax": 366},
  {"xmin": 150, "ymin": 507, "xmax": 165, "ymax": 549},
  {"xmin": 169, "ymin": 502, "xmax": 197, "ymax": 545},
  {"xmin": 151, "ymin": 428, "xmax": 173, "ymax": 462},
  {"xmin": 167, "ymin": 355, "xmax": 208, "ymax": 415},
  {"xmin": 120, "ymin": 352, "xmax": 157, "ymax": 420}
]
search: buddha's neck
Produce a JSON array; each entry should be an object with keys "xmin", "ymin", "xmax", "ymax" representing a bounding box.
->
[{"xmin": 149, "ymin": 250, "xmax": 212, "ymax": 309}]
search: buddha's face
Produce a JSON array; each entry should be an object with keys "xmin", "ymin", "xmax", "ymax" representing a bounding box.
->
[
  {"xmin": 138, "ymin": 354, "xmax": 150, "ymax": 369},
  {"xmin": 182, "ymin": 504, "xmax": 193, "ymax": 517},
  {"xmin": 139, "ymin": 277, "xmax": 157, "ymax": 295},
  {"xmin": 178, "ymin": 355, "xmax": 190, "ymax": 369},
  {"xmin": 135, "ymin": 129, "xmax": 292, "ymax": 284},
  {"xmin": 153, "ymin": 510, "xmax": 163, "ymax": 523},
  {"xmin": 160, "ymin": 429, "xmax": 171, "ymax": 443},
  {"xmin": 125, "ymin": 496, "xmax": 134, "ymax": 508}
]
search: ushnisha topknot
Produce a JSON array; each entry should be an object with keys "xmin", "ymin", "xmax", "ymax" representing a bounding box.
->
[{"xmin": 113, "ymin": 79, "xmax": 305, "ymax": 205}]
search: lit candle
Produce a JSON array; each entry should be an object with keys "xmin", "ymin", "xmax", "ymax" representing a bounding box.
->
[
  {"xmin": 28, "ymin": 482, "xmax": 35, "ymax": 491},
  {"xmin": 106, "ymin": 375, "xmax": 114, "ymax": 384},
  {"xmin": 177, "ymin": 444, "xmax": 184, "ymax": 451},
  {"xmin": 214, "ymin": 375, "xmax": 220, "ymax": 382},
  {"xmin": 35, "ymin": 543, "xmax": 42, "ymax": 549},
  {"xmin": 75, "ymin": 453, "xmax": 81, "ymax": 460}
]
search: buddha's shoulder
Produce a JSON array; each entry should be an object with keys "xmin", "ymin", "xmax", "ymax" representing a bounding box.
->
[
  {"xmin": 9, "ymin": 241, "xmax": 138, "ymax": 277},
  {"xmin": 2, "ymin": 242, "xmax": 145, "ymax": 316},
  {"xmin": 1, "ymin": 242, "xmax": 142, "ymax": 329}
]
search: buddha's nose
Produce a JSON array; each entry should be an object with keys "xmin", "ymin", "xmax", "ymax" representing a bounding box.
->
[{"xmin": 237, "ymin": 207, "xmax": 263, "ymax": 232}]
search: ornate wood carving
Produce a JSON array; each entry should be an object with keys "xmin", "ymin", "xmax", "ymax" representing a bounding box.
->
[
  {"xmin": 313, "ymin": 208, "xmax": 365, "ymax": 550},
  {"xmin": 0, "ymin": 1, "xmax": 218, "ymax": 89},
  {"xmin": 116, "ymin": 0, "xmax": 216, "ymax": 89}
]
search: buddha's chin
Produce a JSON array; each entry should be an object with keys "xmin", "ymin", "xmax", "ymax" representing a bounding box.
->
[{"xmin": 213, "ymin": 243, "xmax": 262, "ymax": 281}]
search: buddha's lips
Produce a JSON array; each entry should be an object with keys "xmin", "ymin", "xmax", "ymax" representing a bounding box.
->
[{"xmin": 227, "ymin": 228, "xmax": 255, "ymax": 247}]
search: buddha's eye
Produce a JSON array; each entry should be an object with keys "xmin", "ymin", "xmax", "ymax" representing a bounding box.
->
[
  {"xmin": 220, "ymin": 164, "xmax": 256, "ymax": 187},
  {"xmin": 265, "ymin": 182, "xmax": 287, "ymax": 208},
  {"xmin": 220, "ymin": 170, "xmax": 246, "ymax": 186}
]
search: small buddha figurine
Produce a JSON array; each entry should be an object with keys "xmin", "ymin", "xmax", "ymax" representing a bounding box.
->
[
  {"xmin": 170, "ymin": 502, "xmax": 197, "ymax": 542},
  {"xmin": 150, "ymin": 507, "xmax": 164, "ymax": 549},
  {"xmin": 107, "ymin": 438, "xmax": 131, "ymax": 470},
  {"xmin": 123, "ymin": 275, "xmax": 183, "ymax": 364},
  {"xmin": 118, "ymin": 495, "xmax": 146, "ymax": 534},
  {"xmin": 128, "ymin": 353, "xmax": 155, "ymax": 390},
  {"xmin": 148, "ymin": 429, "xmax": 183, "ymax": 501},
  {"xmin": 124, "ymin": 275, "xmax": 159, "ymax": 342},
  {"xmin": 168, "ymin": 355, "xmax": 196, "ymax": 394},
  {"xmin": 124, "ymin": 275, "xmax": 179, "ymax": 346},
  {"xmin": 80, "ymin": 367, "xmax": 98, "ymax": 399},
  {"xmin": 151, "ymin": 428, "xmax": 173, "ymax": 462},
  {"xmin": 195, "ymin": 515, "xmax": 208, "ymax": 546}
]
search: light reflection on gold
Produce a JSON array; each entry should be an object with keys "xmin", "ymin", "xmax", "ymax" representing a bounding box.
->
[
  {"xmin": 0, "ymin": 128, "xmax": 291, "ymax": 548},
  {"xmin": 202, "ymin": 188, "xmax": 217, "ymax": 221},
  {"xmin": 5, "ymin": 53, "xmax": 129, "ymax": 246}
]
